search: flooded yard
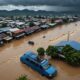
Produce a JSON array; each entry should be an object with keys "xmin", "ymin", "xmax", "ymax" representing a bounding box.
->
[{"xmin": 0, "ymin": 21, "xmax": 80, "ymax": 80}]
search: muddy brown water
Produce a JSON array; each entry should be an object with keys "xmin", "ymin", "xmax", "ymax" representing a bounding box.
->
[{"xmin": 0, "ymin": 22, "xmax": 80, "ymax": 80}]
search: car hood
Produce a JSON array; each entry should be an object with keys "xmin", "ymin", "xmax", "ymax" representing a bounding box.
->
[{"xmin": 46, "ymin": 66, "xmax": 56, "ymax": 75}]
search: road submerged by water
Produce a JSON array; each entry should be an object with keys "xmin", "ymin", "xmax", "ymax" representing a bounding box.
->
[{"xmin": 0, "ymin": 21, "xmax": 80, "ymax": 80}]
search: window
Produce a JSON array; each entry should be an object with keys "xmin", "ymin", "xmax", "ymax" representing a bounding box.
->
[
  {"xmin": 39, "ymin": 65, "xmax": 43, "ymax": 69},
  {"xmin": 26, "ymin": 58, "xmax": 29, "ymax": 61}
]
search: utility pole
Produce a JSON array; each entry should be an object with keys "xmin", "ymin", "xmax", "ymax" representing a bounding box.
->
[{"xmin": 67, "ymin": 31, "xmax": 70, "ymax": 41}]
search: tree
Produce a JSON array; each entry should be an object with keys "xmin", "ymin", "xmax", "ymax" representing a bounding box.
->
[
  {"xmin": 16, "ymin": 75, "xmax": 29, "ymax": 80},
  {"xmin": 62, "ymin": 45, "xmax": 76, "ymax": 55},
  {"xmin": 62, "ymin": 45, "xmax": 80, "ymax": 66},
  {"xmin": 37, "ymin": 47, "xmax": 45, "ymax": 57},
  {"xmin": 46, "ymin": 46, "xmax": 58, "ymax": 58},
  {"xmin": 29, "ymin": 22, "xmax": 35, "ymax": 27},
  {"xmin": 65, "ymin": 52, "xmax": 80, "ymax": 66}
]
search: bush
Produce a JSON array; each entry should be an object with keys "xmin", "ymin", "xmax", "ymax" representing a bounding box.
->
[
  {"xmin": 16, "ymin": 75, "xmax": 29, "ymax": 80},
  {"xmin": 46, "ymin": 46, "xmax": 58, "ymax": 58},
  {"xmin": 37, "ymin": 47, "xmax": 45, "ymax": 56},
  {"xmin": 65, "ymin": 52, "xmax": 80, "ymax": 66}
]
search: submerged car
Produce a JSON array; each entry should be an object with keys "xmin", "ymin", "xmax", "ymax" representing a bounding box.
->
[
  {"xmin": 28, "ymin": 41, "xmax": 34, "ymax": 45},
  {"xmin": 20, "ymin": 51, "xmax": 57, "ymax": 78}
]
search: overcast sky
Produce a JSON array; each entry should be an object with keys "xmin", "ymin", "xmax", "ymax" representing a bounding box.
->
[
  {"xmin": 0, "ymin": 0, "xmax": 79, "ymax": 11},
  {"xmin": 0, "ymin": 0, "xmax": 80, "ymax": 6}
]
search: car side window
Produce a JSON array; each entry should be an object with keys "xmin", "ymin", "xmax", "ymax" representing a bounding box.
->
[
  {"xmin": 39, "ymin": 66, "xmax": 43, "ymax": 69},
  {"xmin": 30, "ymin": 60, "xmax": 38, "ymax": 66},
  {"xmin": 26, "ymin": 58, "xmax": 29, "ymax": 61},
  {"xmin": 26, "ymin": 58, "xmax": 39, "ymax": 66}
]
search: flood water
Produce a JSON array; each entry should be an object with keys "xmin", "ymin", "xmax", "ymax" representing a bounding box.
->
[{"xmin": 0, "ymin": 21, "xmax": 80, "ymax": 80}]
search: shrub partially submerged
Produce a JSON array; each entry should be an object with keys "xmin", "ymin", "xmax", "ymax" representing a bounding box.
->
[{"xmin": 16, "ymin": 75, "xmax": 29, "ymax": 80}]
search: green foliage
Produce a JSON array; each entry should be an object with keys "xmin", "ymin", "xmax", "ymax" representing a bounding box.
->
[
  {"xmin": 45, "ymin": 44, "xmax": 80, "ymax": 66},
  {"xmin": 62, "ymin": 45, "xmax": 80, "ymax": 66},
  {"xmin": 29, "ymin": 22, "xmax": 35, "ymax": 27},
  {"xmin": 66, "ymin": 52, "xmax": 80, "ymax": 66},
  {"xmin": 62, "ymin": 45, "xmax": 76, "ymax": 54},
  {"xmin": 37, "ymin": 47, "xmax": 45, "ymax": 56},
  {"xmin": 16, "ymin": 75, "xmax": 29, "ymax": 80},
  {"xmin": 46, "ymin": 46, "xmax": 58, "ymax": 58}
]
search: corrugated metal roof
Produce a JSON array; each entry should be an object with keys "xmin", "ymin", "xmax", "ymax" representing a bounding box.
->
[{"xmin": 56, "ymin": 41, "xmax": 80, "ymax": 50}]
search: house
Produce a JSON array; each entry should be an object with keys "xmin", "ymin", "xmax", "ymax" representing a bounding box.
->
[
  {"xmin": 9, "ymin": 28, "xmax": 25, "ymax": 39},
  {"xmin": 24, "ymin": 26, "xmax": 41, "ymax": 35},
  {"xmin": 56, "ymin": 41, "xmax": 80, "ymax": 51},
  {"xmin": 0, "ymin": 30, "xmax": 13, "ymax": 42},
  {"xmin": 40, "ymin": 24, "xmax": 49, "ymax": 29},
  {"xmin": 48, "ymin": 23, "xmax": 57, "ymax": 28},
  {"xmin": 54, "ymin": 19, "xmax": 63, "ymax": 25},
  {"xmin": 55, "ymin": 41, "xmax": 80, "ymax": 59},
  {"xmin": 33, "ymin": 22, "xmax": 41, "ymax": 26}
]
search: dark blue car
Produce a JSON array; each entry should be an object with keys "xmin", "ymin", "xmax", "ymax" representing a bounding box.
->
[{"xmin": 20, "ymin": 51, "xmax": 57, "ymax": 78}]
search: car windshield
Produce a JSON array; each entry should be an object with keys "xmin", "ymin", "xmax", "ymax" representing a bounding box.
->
[{"xmin": 42, "ymin": 62, "xmax": 50, "ymax": 70}]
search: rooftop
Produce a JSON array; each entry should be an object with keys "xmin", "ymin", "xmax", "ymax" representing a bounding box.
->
[
  {"xmin": 9, "ymin": 28, "xmax": 19, "ymax": 32},
  {"xmin": 56, "ymin": 41, "xmax": 80, "ymax": 51}
]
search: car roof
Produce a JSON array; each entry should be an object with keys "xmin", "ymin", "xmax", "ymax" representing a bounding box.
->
[
  {"xmin": 23, "ymin": 51, "xmax": 48, "ymax": 65},
  {"xmin": 24, "ymin": 51, "xmax": 38, "ymax": 62}
]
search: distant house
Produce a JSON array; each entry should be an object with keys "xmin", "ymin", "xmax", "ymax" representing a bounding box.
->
[
  {"xmin": 40, "ymin": 24, "xmax": 49, "ymax": 29},
  {"xmin": 8, "ymin": 21, "xmax": 25, "ymax": 28},
  {"xmin": 48, "ymin": 23, "xmax": 57, "ymax": 27},
  {"xmin": 0, "ymin": 30, "xmax": 12, "ymax": 42},
  {"xmin": 33, "ymin": 22, "xmax": 41, "ymax": 26},
  {"xmin": 40, "ymin": 19, "xmax": 47, "ymax": 24},
  {"xmin": 54, "ymin": 19, "xmax": 63, "ymax": 25},
  {"xmin": 24, "ymin": 26, "xmax": 40, "ymax": 35},
  {"xmin": 9, "ymin": 28, "xmax": 25, "ymax": 39}
]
